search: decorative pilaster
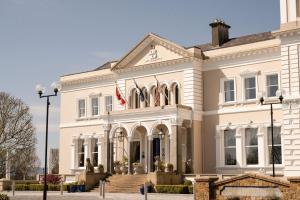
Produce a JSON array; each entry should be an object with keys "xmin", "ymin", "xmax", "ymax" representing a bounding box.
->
[
  {"xmin": 170, "ymin": 125, "xmax": 178, "ymax": 171},
  {"xmin": 70, "ymin": 137, "xmax": 76, "ymax": 170},
  {"xmin": 148, "ymin": 135, "xmax": 153, "ymax": 173},
  {"xmin": 128, "ymin": 138, "xmax": 132, "ymax": 174},
  {"xmin": 235, "ymin": 127, "xmax": 243, "ymax": 167},
  {"xmin": 101, "ymin": 124, "xmax": 111, "ymax": 172}
]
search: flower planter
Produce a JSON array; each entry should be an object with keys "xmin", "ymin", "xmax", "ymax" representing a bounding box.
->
[
  {"xmin": 78, "ymin": 185, "xmax": 86, "ymax": 192},
  {"xmin": 120, "ymin": 166, "xmax": 128, "ymax": 175},
  {"xmin": 69, "ymin": 185, "xmax": 78, "ymax": 193}
]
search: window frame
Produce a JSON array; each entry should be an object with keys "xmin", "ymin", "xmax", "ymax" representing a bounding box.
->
[
  {"xmin": 223, "ymin": 129, "xmax": 237, "ymax": 166},
  {"xmin": 264, "ymin": 72, "xmax": 280, "ymax": 98},
  {"xmin": 91, "ymin": 138, "xmax": 99, "ymax": 167},
  {"xmin": 267, "ymin": 126, "xmax": 282, "ymax": 165},
  {"xmin": 91, "ymin": 96, "xmax": 100, "ymax": 117},
  {"xmin": 221, "ymin": 78, "xmax": 236, "ymax": 103},
  {"xmin": 77, "ymin": 99, "xmax": 86, "ymax": 118},
  {"xmin": 244, "ymin": 128, "xmax": 259, "ymax": 166},
  {"xmin": 242, "ymin": 76, "xmax": 258, "ymax": 101},
  {"xmin": 77, "ymin": 138, "xmax": 85, "ymax": 168},
  {"xmin": 105, "ymin": 95, "xmax": 113, "ymax": 112}
]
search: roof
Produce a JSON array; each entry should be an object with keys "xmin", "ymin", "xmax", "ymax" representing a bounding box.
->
[
  {"xmin": 64, "ymin": 31, "xmax": 276, "ymax": 76},
  {"xmin": 94, "ymin": 61, "xmax": 118, "ymax": 71},
  {"xmin": 193, "ymin": 31, "xmax": 275, "ymax": 51}
]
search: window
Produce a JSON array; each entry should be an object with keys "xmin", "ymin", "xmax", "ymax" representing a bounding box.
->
[
  {"xmin": 105, "ymin": 96, "xmax": 113, "ymax": 112},
  {"xmin": 163, "ymin": 86, "xmax": 169, "ymax": 105},
  {"xmin": 78, "ymin": 99, "xmax": 86, "ymax": 118},
  {"xmin": 266, "ymin": 74, "xmax": 278, "ymax": 97},
  {"xmin": 224, "ymin": 79, "xmax": 235, "ymax": 102},
  {"xmin": 224, "ymin": 129, "xmax": 236, "ymax": 165},
  {"xmin": 175, "ymin": 84, "xmax": 179, "ymax": 104},
  {"xmin": 244, "ymin": 77, "xmax": 256, "ymax": 100},
  {"xmin": 142, "ymin": 87, "xmax": 149, "ymax": 107},
  {"xmin": 91, "ymin": 97, "xmax": 99, "ymax": 116},
  {"xmin": 268, "ymin": 127, "xmax": 282, "ymax": 164},
  {"xmin": 245, "ymin": 128, "xmax": 258, "ymax": 165},
  {"xmin": 91, "ymin": 138, "xmax": 98, "ymax": 166},
  {"xmin": 77, "ymin": 139, "xmax": 85, "ymax": 167}
]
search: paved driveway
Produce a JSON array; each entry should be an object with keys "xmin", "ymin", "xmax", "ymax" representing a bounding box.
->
[{"xmin": 4, "ymin": 191, "xmax": 194, "ymax": 200}]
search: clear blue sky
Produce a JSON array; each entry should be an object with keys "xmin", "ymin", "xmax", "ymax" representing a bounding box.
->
[{"xmin": 0, "ymin": 0, "xmax": 279, "ymax": 164}]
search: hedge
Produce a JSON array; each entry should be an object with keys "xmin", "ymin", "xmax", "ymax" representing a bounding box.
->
[
  {"xmin": 0, "ymin": 194, "xmax": 9, "ymax": 200},
  {"xmin": 155, "ymin": 185, "xmax": 190, "ymax": 194},
  {"xmin": 188, "ymin": 185, "xmax": 193, "ymax": 194},
  {"xmin": 15, "ymin": 184, "xmax": 68, "ymax": 191}
]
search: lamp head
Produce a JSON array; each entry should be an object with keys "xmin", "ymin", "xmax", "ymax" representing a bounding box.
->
[
  {"xmin": 35, "ymin": 84, "xmax": 45, "ymax": 97},
  {"xmin": 51, "ymin": 82, "xmax": 61, "ymax": 95},
  {"xmin": 276, "ymin": 89, "xmax": 284, "ymax": 104},
  {"xmin": 257, "ymin": 91, "xmax": 264, "ymax": 105}
]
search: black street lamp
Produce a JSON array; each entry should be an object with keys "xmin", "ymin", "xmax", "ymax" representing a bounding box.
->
[
  {"xmin": 259, "ymin": 90, "xmax": 284, "ymax": 177},
  {"xmin": 36, "ymin": 82, "xmax": 61, "ymax": 200}
]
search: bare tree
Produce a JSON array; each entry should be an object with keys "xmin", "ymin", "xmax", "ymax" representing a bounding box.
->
[
  {"xmin": 0, "ymin": 92, "xmax": 37, "ymax": 178},
  {"xmin": 49, "ymin": 148, "xmax": 59, "ymax": 174}
]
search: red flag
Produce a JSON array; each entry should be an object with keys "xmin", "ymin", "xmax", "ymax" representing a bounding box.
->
[{"xmin": 116, "ymin": 87, "xmax": 126, "ymax": 106}]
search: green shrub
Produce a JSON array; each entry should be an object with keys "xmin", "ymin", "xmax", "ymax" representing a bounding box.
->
[
  {"xmin": 15, "ymin": 184, "xmax": 29, "ymax": 191},
  {"xmin": 183, "ymin": 179, "xmax": 192, "ymax": 185},
  {"xmin": 188, "ymin": 185, "xmax": 193, "ymax": 194},
  {"xmin": 0, "ymin": 194, "xmax": 9, "ymax": 200},
  {"xmin": 28, "ymin": 184, "xmax": 44, "ymax": 191},
  {"xmin": 155, "ymin": 185, "xmax": 189, "ymax": 194}
]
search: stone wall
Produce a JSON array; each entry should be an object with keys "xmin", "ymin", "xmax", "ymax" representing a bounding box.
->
[{"xmin": 194, "ymin": 173, "xmax": 300, "ymax": 200}]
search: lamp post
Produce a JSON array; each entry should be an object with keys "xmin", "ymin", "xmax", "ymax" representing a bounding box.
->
[
  {"xmin": 117, "ymin": 131, "xmax": 125, "ymax": 160},
  {"xmin": 259, "ymin": 90, "xmax": 284, "ymax": 177},
  {"xmin": 36, "ymin": 82, "xmax": 61, "ymax": 200}
]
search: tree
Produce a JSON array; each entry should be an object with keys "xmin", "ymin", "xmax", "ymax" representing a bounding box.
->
[{"xmin": 0, "ymin": 92, "xmax": 37, "ymax": 179}]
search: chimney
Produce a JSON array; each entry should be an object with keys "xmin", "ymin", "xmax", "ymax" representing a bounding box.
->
[{"xmin": 209, "ymin": 19, "xmax": 231, "ymax": 47}]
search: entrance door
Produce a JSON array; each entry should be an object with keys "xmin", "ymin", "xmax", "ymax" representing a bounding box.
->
[
  {"xmin": 131, "ymin": 141, "xmax": 140, "ymax": 163},
  {"xmin": 152, "ymin": 138, "xmax": 160, "ymax": 171}
]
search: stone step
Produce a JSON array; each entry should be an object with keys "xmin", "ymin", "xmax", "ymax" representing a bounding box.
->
[{"xmin": 91, "ymin": 174, "xmax": 147, "ymax": 193}]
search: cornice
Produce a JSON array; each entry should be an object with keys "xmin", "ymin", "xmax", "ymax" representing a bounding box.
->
[
  {"xmin": 272, "ymin": 27, "xmax": 300, "ymax": 38},
  {"xmin": 115, "ymin": 56, "xmax": 200, "ymax": 74},
  {"xmin": 203, "ymin": 45, "xmax": 280, "ymax": 64},
  {"xmin": 61, "ymin": 73, "xmax": 117, "ymax": 87}
]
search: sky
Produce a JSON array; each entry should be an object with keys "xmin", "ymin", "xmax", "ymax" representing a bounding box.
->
[{"xmin": 0, "ymin": 0, "xmax": 280, "ymax": 165}]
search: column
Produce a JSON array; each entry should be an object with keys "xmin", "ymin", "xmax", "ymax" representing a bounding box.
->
[
  {"xmin": 170, "ymin": 125, "xmax": 178, "ymax": 171},
  {"xmin": 148, "ymin": 135, "xmax": 153, "ymax": 172},
  {"xmin": 109, "ymin": 140, "xmax": 114, "ymax": 174},
  {"xmin": 236, "ymin": 127, "xmax": 243, "ymax": 167},
  {"xmin": 97, "ymin": 137, "xmax": 102, "ymax": 166},
  {"xmin": 215, "ymin": 127, "xmax": 222, "ymax": 168},
  {"xmin": 165, "ymin": 135, "xmax": 170, "ymax": 164},
  {"xmin": 84, "ymin": 137, "xmax": 88, "ymax": 162},
  {"xmin": 101, "ymin": 125, "xmax": 111, "ymax": 172},
  {"xmin": 128, "ymin": 138, "xmax": 132, "ymax": 174}
]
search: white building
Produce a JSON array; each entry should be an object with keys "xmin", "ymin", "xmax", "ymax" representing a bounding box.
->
[{"xmin": 59, "ymin": 0, "xmax": 300, "ymax": 176}]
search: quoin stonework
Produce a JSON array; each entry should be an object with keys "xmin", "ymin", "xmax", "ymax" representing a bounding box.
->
[{"xmin": 59, "ymin": 0, "xmax": 300, "ymax": 178}]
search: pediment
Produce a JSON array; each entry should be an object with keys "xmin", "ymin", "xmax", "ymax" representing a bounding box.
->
[{"xmin": 111, "ymin": 33, "xmax": 194, "ymax": 71}]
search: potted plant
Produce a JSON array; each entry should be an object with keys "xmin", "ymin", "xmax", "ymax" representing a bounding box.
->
[
  {"xmin": 139, "ymin": 181, "xmax": 153, "ymax": 194},
  {"xmin": 133, "ymin": 161, "xmax": 144, "ymax": 174},
  {"xmin": 113, "ymin": 161, "xmax": 122, "ymax": 174},
  {"xmin": 69, "ymin": 182, "xmax": 78, "ymax": 193},
  {"xmin": 98, "ymin": 164, "xmax": 105, "ymax": 174},
  {"xmin": 165, "ymin": 163, "xmax": 174, "ymax": 172},
  {"xmin": 120, "ymin": 156, "xmax": 128, "ymax": 175},
  {"xmin": 77, "ymin": 180, "xmax": 86, "ymax": 192}
]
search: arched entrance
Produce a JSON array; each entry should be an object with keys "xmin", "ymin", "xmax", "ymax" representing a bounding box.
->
[
  {"xmin": 131, "ymin": 126, "xmax": 147, "ymax": 173},
  {"xmin": 150, "ymin": 124, "xmax": 169, "ymax": 172},
  {"xmin": 110, "ymin": 127, "xmax": 129, "ymax": 173}
]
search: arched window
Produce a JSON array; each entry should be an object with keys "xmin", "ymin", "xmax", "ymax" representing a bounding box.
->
[
  {"xmin": 175, "ymin": 84, "xmax": 179, "ymax": 104},
  {"xmin": 130, "ymin": 88, "xmax": 140, "ymax": 109},
  {"xmin": 142, "ymin": 87, "xmax": 149, "ymax": 107},
  {"xmin": 171, "ymin": 83, "xmax": 180, "ymax": 105},
  {"xmin": 164, "ymin": 86, "xmax": 169, "ymax": 105},
  {"xmin": 91, "ymin": 138, "xmax": 98, "ymax": 166}
]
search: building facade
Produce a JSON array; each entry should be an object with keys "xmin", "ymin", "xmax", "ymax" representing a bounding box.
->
[{"xmin": 59, "ymin": 0, "xmax": 300, "ymax": 176}]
